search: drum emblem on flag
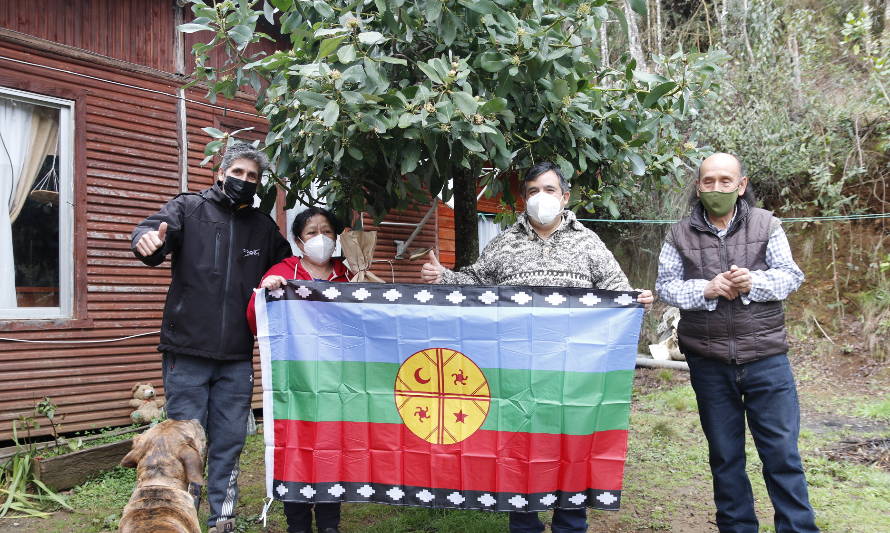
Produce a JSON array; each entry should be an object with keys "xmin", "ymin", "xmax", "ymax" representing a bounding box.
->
[{"xmin": 394, "ymin": 348, "xmax": 491, "ymax": 444}]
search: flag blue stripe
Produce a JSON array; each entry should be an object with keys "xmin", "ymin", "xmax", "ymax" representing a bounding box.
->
[{"xmin": 262, "ymin": 300, "xmax": 643, "ymax": 373}]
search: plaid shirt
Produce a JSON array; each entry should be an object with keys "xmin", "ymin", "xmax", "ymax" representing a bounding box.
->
[{"xmin": 656, "ymin": 211, "xmax": 804, "ymax": 311}]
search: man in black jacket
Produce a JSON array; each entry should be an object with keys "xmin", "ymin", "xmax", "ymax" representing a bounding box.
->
[{"xmin": 132, "ymin": 143, "xmax": 292, "ymax": 533}]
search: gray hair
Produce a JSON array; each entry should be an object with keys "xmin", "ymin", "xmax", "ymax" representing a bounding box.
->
[{"xmin": 220, "ymin": 142, "xmax": 270, "ymax": 174}]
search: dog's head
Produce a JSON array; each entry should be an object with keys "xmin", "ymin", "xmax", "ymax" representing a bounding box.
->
[{"xmin": 121, "ymin": 419, "xmax": 206, "ymax": 489}]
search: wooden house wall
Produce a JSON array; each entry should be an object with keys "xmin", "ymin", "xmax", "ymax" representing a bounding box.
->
[
  {"xmin": 361, "ymin": 204, "xmax": 438, "ymax": 284},
  {"xmin": 0, "ymin": 0, "xmax": 178, "ymax": 72},
  {"xmin": 0, "ymin": 0, "xmax": 280, "ymax": 77},
  {"xmin": 0, "ymin": 33, "xmax": 272, "ymax": 440}
]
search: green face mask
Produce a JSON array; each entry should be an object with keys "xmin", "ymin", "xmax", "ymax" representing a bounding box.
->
[{"xmin": 699, "ymin": 189, "xmax": 739, "ymax": 217}]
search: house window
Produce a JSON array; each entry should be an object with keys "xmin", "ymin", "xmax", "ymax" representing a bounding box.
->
[{"xmin": 0, "ymin": 88, "xmax": 74, "ymax": 320}]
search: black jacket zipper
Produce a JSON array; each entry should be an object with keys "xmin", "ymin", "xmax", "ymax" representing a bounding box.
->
[{"xmin": 218, "ymin": 215, "xmax": 235, "ymax": 354}]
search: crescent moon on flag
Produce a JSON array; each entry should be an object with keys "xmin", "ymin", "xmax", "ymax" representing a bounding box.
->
[{"xmin": 414, "ymin": 368, "xmax": 430, "ymax": 384}]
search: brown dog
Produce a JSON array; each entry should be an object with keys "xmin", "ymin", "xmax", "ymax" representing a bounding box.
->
[{"xmin": 119, "ymin": 419, "xmax": 206, "ymax": 533}]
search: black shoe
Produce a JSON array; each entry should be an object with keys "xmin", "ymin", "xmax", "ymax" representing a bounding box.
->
[{"xmin": 319, "ymin": 528, "xmax": 341, "ymax": 533}]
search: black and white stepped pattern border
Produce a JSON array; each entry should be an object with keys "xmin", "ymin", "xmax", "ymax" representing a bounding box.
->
[
  {"xmin": 271, "ymin": 480, "xmax": 621, "ymax": 512},
  {"xmin": 266, "ymin": 281, "xmax": 642, "ymax": 310}
]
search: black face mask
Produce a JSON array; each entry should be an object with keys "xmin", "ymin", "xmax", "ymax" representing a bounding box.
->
[{"xmin": 221, "ymin": 177, "xmax": 257, "ymax": 205}]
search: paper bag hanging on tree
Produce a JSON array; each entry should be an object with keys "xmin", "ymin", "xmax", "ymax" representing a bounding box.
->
[{"xmin": 340, "ymin": 228, "xmax": 384, "ymax": 283}]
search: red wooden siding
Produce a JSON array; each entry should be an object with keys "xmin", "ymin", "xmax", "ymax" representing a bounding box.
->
[
  {"xmin": 0, "ymin": 31, "xmax": 272, "ymax": 440},
  {"xmin": 0, "ymin": 0, "xmax": 177, "ymax": 72},
  {"xmin": 362, "ymin": 203, "xmax": 439, "ymax": 284},
  {"xmin": 0, "ymin": 1, "xmax": 282, "ymax": 76}
]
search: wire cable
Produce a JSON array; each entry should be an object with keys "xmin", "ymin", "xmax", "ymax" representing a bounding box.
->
[
  {"xmin": 0, "ymin": 55, "xmax": 261, "ymax": 118},
  {"xmin": 0, "ymin": 331, "xmax": 160, "ymax": 344},
  {"xmin": 478, "ymin": 212, "xmax": 890, "ymax": 224}
]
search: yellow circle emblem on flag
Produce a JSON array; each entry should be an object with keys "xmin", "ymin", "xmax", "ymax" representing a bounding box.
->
[{"xmin": 394, "ymin": 348, "xmax": 491, "ymax": 445}]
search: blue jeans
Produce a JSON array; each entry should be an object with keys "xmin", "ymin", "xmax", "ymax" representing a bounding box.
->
[
  {"xmin": 687, "ymin": 354, "xmax": 819, "ymax": 533},
  {"xmin": 509, "ymin": 509, "xmax": 587, "ymax": 533}
]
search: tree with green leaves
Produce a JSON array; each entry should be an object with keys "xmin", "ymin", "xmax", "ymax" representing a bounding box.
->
[{"xmin": 184, "ymin": 0, "xmax": 723, "ymax": 267}]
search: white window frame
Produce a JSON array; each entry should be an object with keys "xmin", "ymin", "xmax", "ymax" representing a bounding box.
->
[{"xmin": 0, "ymin": 87, "xmax": 75, "ymax": 320}]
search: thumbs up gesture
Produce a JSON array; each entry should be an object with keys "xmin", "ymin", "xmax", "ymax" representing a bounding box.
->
[
  {"xmin": 421, "ymin": 250, "xmax": 445, "ymax": 284},
  {"xmin": 136, "ymin": 221, "xmax": 168, "ymax": 257}
]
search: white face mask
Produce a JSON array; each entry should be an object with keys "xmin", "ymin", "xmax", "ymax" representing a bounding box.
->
[
  {"xmin": 525, "ymin": 192, "xmax": 563, "ymax": 225},
  {"xmin": 300, "ymin": 234, "xmax": 336, "ymax": 264}
]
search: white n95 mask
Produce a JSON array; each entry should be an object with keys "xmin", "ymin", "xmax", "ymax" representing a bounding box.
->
[
  {"xmin": 526, "ymin": 192, "xmax": 562, "ymax": 225},
  {"xmin": 300, "ymin": 234, "xmax": 336, "ymax": 264}
]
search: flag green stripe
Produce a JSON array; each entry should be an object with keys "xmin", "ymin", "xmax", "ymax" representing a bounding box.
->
[{"xmin": 270, "ymin": 360, "xmax": 633, "ymax": 436}]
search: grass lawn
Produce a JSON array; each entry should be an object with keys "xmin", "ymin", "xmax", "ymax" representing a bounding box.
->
[{"xmin": 2, "ymin": 351, "xmax": 888, "ymax": 533}]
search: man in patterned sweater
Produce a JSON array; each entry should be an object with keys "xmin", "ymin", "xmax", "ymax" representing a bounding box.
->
[
  {"xmin": 421, "ymin": 161, "xmax": 653, "ymax": 533},
  {"xmin": 656, "ymin": 152, "xmax": 817, "ymax": 533}
]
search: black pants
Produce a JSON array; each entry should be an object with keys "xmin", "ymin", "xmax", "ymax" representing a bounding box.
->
[
  {"xmin": 162, "ymin": 352, "xmax": 254, "ymax": 528},
  {"xmin": 283, "ymin": 502, "xmax": 341, "ymax": 532}
]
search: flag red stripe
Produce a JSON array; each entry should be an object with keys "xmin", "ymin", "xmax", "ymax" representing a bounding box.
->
[{"xmin": 272, "ymin": 420, "xmax": 628, "ymax": 493}]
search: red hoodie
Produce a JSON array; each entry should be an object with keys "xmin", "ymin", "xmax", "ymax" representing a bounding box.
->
[{"xmin": 246, "ymin": 256, "xmax": 350, "ymax": 334}]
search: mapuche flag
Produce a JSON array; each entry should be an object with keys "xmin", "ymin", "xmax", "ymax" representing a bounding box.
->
[{"xmin": 256, "ymin": 281, "xmax": 644, "ymax": 512}]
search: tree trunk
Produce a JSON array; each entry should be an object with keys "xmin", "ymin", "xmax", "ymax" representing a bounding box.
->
[
  {"xmin": 717, "ymin": 0, "xmax": 728, "ymax": 42},
  {"xmin": 655, "ymin": 0, "xmax": 663, "ymax": 58},
  {"xmin": 452, "ymin": 169, "xmax": 479, "ymax": 269},
  {"xmin": 600, "ymin": 20, "xmax": 609, "ymax": 68},
  {"xmin": 881, "ymin": 0, "xmax": 890, "ymax": 53},
  {"xmin": 788, "ymin": 30, "xmax": 802, "ymax": 109},
  {"xmin": 623, "ymin": 0, "xmax": 646, "ymax": 69},
  {"xmin": 741, "ymin": 0, "xmax": 754, "ymax": 61}
]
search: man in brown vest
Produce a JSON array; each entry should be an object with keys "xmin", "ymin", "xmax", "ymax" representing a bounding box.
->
[{"xmin": 655, "ymin": 153, "xmax": 818, "ymax": 533}]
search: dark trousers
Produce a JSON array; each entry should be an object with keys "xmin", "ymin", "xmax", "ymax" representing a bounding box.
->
[
  {"xmin": 283, "ymin": 502, "xmax": 341, "ymax": 532},
  {"xmin": 509, "ymin": 509, "xmax": 587, "ymax": 533},
  {"xmin": 162, "ymin": 353, "xmax": 255, "ymax": 527},
  {"xmin": 687, "ymin": 354, "xmax": 819, "ymax": 533}
]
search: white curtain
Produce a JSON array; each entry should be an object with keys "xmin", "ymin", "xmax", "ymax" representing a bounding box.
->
[
  {"xmin": 0, "ymin": 99, "xmax": 37, "ymax": 308},
  {"xmin": 11, "ymin": 107, "xmax": 59, "ymax": 222},
  {"xmin": 477, "ymin": 214, "xmax": 502, "ymax": 253}
]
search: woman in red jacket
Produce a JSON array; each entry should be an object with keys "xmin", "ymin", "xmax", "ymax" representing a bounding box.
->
[
  {"xmin": 247, "ymin": 206, "xmax": 349, "ymax": 533},
  {"xmin": 247, "ymin": 206, "xmax": 350, "ymax": 334}
]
